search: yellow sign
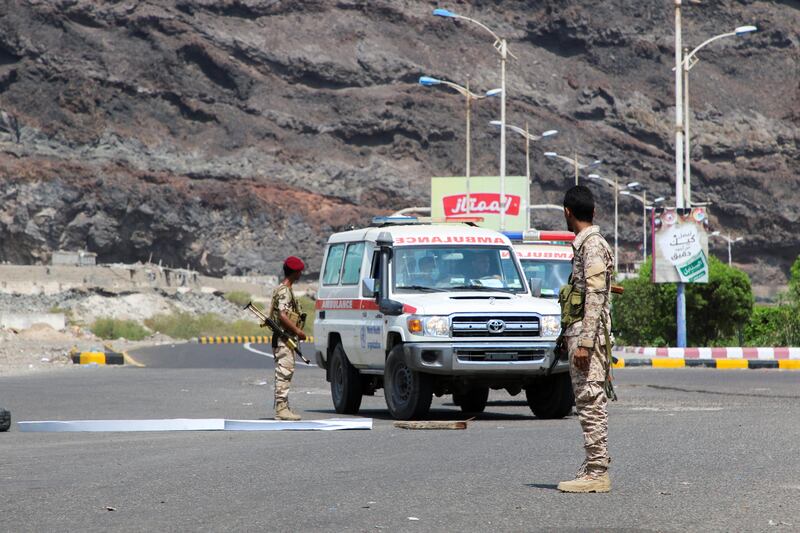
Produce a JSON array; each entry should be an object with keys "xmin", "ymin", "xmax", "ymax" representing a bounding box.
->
[{"xmin": 431, "ymin": 176, "xmax": 528, "ymax": 232}]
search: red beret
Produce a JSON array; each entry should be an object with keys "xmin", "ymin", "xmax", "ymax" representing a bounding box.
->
[{"xmin": 284, "ymin": 256, "xmax": 305, "ymax": 271}]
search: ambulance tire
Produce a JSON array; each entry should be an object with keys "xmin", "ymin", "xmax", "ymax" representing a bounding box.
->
[
  {"xmin": 453, "ymin": 387, "xmax": 489, "ymax": 413},
  {"xmin": 330, "ymin": 343, "xmax": 363, "ymax": 415},
  {"xmin": 525, "ymin": 373, "xmax": 574, "ymax": 419},
  {"xmin": 0, "ymin": 408, "xmax": 9, "ymax": 432},
  {"xmin": 384, "ymin": 345, "xmax": 432, "ymax": 420}
]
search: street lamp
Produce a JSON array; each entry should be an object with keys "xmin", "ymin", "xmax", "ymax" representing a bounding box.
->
[
  {"xmin": 710, "ymin": 231, "xmax": 743, "ymax": 266},
  {"xmin": 434, "ymin": 7, "xmax": 513, "ymax": 229},
  {"xmin": 490, "ymin": 121, "xmax": 556, "ymax": 184},
  {"xmin": 543, "ymin": 151, "xmax": 602, "ymax": 185},
  {"xmin": 674, "ymin": 1, "xmax": 756, "ymax": 348},
  {"xmin": 529, "ymin": 204, "xmax": 564, "ymax": 212},
  {"xmin": 678, "ymin": 25, "xmax": 757, "ymax": 208},
  {"xmin": 587, "ymin": 173, "xmax": 622, "ymax": 273},
  {"xmin": 420, "ymin": 76, "xmax": 500, "ymax": 213},
  {"xmin": 620, "ymin": 188, "xmax": 663, "ymax": 264},
  {"xmin": 490, "ymin": 121, "xmax": 556, "ymax": 226}
]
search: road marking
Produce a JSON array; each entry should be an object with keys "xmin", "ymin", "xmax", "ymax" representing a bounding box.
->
[
  {"xmin": 243, "ymin": 343, "xmax": 317, "ymax": 367},
  {"xmin": 123, "ymin": 351, "xmax": 146, "ymax": 367}
]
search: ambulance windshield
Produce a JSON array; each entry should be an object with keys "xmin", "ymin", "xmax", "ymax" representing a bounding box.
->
[
  {"xmin": 519, "ymin": 259, "xmax": 572, "ymax": 298},
  {"xmin": 393, "ymin": 246, "xmax": 525, "ymax": 293}
]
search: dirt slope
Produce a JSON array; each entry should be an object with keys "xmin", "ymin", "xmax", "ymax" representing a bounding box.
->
[{"xmin": 0, "ymin": 1, "xmax": 797, "ymax": 292}]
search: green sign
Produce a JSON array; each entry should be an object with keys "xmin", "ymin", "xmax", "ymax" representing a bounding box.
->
[{"xmin": 431, "ymin": 176, "xmax": 528, "ymax": 232}]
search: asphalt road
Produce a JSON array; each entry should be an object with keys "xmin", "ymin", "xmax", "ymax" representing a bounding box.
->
[{"xmin": 2, "ymin": 342, "xmax": 799, "ymax": 532}]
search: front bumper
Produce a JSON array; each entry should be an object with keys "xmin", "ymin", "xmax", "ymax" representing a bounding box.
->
[{"xmin": 403, "ymin": 340, "xmax": 566, "ymax": 376}]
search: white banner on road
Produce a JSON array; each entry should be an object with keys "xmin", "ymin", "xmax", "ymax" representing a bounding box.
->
[{"xmin": 18, "ymin": 418, "xmax": 372, "ymax": 432}]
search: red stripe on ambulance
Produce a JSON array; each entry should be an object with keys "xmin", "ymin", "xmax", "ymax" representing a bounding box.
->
[{"xmin": 315, "ymin": 299, "xmax": 416, "ymax": 313}]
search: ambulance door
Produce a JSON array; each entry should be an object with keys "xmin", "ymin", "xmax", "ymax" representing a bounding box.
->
[
  {"xmin": 338, "ymin": 241, "xmax": 368, "ymax": 366},
  {"xmin": 360, "ymin": 246, "xmax": 386, "ymax": 371}
]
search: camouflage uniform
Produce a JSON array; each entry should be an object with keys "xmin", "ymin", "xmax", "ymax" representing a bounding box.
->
[
  {"xmin": 564, "ymin": 225, "xmax": 614, "ymax": 477},
  {"xmin": 270, "ymin": 283, "xmax": 301, "ymax": 408}
]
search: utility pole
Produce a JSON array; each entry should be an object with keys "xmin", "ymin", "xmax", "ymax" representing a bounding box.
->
[{"xmin": 675, "ymin": 0, "xmax": 687, "ymax": 348}]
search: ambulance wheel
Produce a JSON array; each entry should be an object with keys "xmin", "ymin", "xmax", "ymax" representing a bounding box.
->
[
  {"xmin": 453, "ymin": 387, "xmax": 489, "ymax": 413},
  {"xmin": 384, "ymin": 345, "xmax": 432, "ymax": 420},
  {"xmin": 330, "ymin": 343, "xmax": 362, "ymax": 415},
  {"xmin": 0, "ymin": 408, "xmax": 10, "ymax": 432},
  {"xmin": 525, "ymin": 373, "xmax": 574, "ymax": 419}
]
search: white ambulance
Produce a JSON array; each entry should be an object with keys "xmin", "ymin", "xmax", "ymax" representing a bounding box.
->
[{"xmin": 313, "ymin": 218, "xmax": 572, "ymax": 420}]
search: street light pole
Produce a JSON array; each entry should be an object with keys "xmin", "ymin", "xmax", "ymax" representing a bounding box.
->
[
  {"xmin": 587, "ymin": 173, "xmax": 620, "ymax": 273},
  {"xmin": 465, "ymin": 79, "xmax": 471, "ymax": 183},
  {"xmin": 419, "ymin": 76, "xmax": 500, "ymax": 216},
  {"xmin": 620, "ymin": 188, "xmax": 663, "ymax": 266},
  {"xmin": 433, "ymin": 9, "xmax": 512, "ymax": 229},
  {"xmin": 680, "ymin": 25, "xmax": 757, "ymax": 207},
  {"xmin": 499, "ymin": 38, "xmax": 508, "ymax": 230},
  {"xmin": 525, "ymin": 122, "xmax": 530, "ymax": 187},
  {"xmin": 675, "ymin": 0, "xmax": 687, "ymax": 348},
  {"xmin": 683, "ymin": 49, "xmax": 692, "ymax": 208},
  {"xmin": 544, "ymin": 152, "xmax": 602, "ymax": 186},
  {"xmin": 710, "ymin": 231, "xmax": 743, "ymax": 266},
  {"xmin": 489, "ymin": 122, "xmax": 557, "ymax": 229},
  {"xmin": 642, "ymin": 189, "xmax": 647, "ymax": 263},
  {"xmin": 574, "ymin": 150, "xmax": 579, "ymax": 186},
  {"xmin": 614, "ymin": 175, "xmax": 619, "ymax": 272}
]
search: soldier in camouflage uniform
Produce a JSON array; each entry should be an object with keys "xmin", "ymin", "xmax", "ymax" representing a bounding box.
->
[
  {"xmin": 557, "ymin": 185, "xmax": 616, "ymax": 493},
  {"xmin": 269, "ymin": 256, "xmax": 307, "ymax": 421}
]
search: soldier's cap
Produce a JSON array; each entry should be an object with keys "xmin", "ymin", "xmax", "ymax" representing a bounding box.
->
[{"xmin": 284, "ymin": 256, "xmax": 305, "ymax": 271}]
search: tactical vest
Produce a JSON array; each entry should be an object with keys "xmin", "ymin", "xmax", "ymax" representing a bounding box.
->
[
  {"xmin": 558, "ymin": 232, "xmax": 604, "ymax": 329},
  {"xmin": 270, "ymin": 284, "xmax": 301, "ymax": 348},
  {"xmin": 270, "ymin": 284, "xmax": 301, "ymax": 325}
]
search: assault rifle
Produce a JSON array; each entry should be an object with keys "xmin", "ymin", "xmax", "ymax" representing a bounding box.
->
[{"xmin": 243, "ymin": 302, "xmax": 311, "ymax": 365}]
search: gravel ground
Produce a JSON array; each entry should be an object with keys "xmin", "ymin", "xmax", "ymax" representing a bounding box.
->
[
  {"xmin": 0, "ymin": 324, "xmax": 181, "ymax": 377},
  {"xmin": 0, "ymin": 288, "xmax": 255, "ymax": 323}
]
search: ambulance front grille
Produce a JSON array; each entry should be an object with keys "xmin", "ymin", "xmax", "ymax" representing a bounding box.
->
[{"xmin": 450, "ymin": 315, "xmax": 540, "ymax": 337}]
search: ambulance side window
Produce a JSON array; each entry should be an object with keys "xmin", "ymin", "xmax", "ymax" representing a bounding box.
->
[
  {"xmin": 370, "ymin": 250, "xmax": 381, "ymax": 280},
  {"xmin": 322, "ymin": 243, "xmax": 346, "ymax": 285},
  {"xmin": 341, "ymin": 242, "xmax": 365, "ymax": 285}
]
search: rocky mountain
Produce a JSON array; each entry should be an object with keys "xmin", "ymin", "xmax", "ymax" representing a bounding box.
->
[{"xmin": 0, "ymin": 0, "xmax": 797, "ymax": 296}]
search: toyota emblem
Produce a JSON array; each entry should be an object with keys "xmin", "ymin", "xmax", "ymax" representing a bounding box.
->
[{"xmin": 487, "ymin": 319, "xmax": 506, "ymax": 333}]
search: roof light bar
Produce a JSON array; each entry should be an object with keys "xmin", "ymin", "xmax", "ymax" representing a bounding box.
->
[
  {"xmin": 504, "ymin": 230, "xmax": 576, "ymax": 242},
  {"xmin": 371, "ymin": 216, "xmax": 485, "ymax": 226}
]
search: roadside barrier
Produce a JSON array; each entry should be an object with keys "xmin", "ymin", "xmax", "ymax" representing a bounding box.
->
[
  {"xmin": 70, "ymin": 350, "xmax": 125, "ymax": 365},
  {"xmin": 69, "ymin": 344, "xmax": 140, "ymax": 366},
  {"xmin": 198, "ymin": 336, "xmax": 315, "ymax": 345},
  {"xmin": 613, "ymin": 357, "xmax": 800, "ymax": 370},
  {"xmin": 616, "ymin": 346, "xmax": 800, "ymax": 360}
]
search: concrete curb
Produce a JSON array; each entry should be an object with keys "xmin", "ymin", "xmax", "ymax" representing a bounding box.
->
[
  {"xmin": 617, "ymin": 346, "xmax": 800, "ymax": 360},
  {"xmin": 613, "ymin": 358, "xmax": 800, "ymax": 370},
  {"xmin": 70, "ymin": 350, "xmax": 125, "ymax": 365},
  {"xmin": 197, "ymin": 336, "xmax": 315, "ymax": 344}
]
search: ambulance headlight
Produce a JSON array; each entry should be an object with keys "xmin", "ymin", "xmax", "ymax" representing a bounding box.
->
[
  {"xmin": 540, "ymin": 315, "xmax": 561, "ymax": 337},
  {"xmin": 423, "ymin": 316, "xmax": 450, "ymax": 337},
  {"xmin": 408, "ymin": 315, "xmax": 450, "ymax": 337}
]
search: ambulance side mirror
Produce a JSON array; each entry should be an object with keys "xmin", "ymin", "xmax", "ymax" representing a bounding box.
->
[
  {"xmin": 379, "ymin": 298, "xmax": 404, "ymax": 316},
  {"xmin": 529, "ymin": 278, "xmax": 542, "ymax": 298},
  {"xmin": 362, "ymin": 278, "xmax": 378, "ymax": 299}
]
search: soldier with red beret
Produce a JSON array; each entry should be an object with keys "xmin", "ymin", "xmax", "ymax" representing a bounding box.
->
[{"xmin": 269, "ymin": 256, "xmax": 307, "ymax": 420}]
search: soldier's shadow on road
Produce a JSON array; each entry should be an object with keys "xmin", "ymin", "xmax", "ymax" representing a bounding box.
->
[{"xmin": 524, "ymin": 483, "xmax": 559, "ymax": 490}]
